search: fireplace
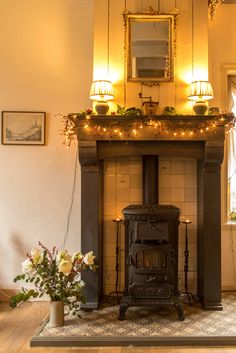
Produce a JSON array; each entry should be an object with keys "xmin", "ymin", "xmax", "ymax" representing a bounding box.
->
[
  {"xmin": 118, "ymin": 204, "xmax": 184, "ymax": 321},
  {"xmin": 77, "ymin": 113, "xmax": 233, "ymax": 310}
]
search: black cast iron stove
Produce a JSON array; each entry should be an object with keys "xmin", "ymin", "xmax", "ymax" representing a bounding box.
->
[{"xmin": 118, "ymin": 204, "xmax": 184, "ymax": 321}]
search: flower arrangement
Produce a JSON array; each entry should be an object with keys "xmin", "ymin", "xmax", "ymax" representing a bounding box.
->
[{"xmin": 10, "ymin": 242, "xmax": 96, "ymax": 315}]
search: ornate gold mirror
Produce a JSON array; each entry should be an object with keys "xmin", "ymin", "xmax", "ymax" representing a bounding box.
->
[{"xmin": 123, "ymin": 7, "xmax": 177, "ymax": 84}]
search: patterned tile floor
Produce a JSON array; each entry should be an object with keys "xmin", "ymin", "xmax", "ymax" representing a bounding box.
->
[{"xmin": 39, "ymin": 292, "xmax": 236, "ymax": 338}]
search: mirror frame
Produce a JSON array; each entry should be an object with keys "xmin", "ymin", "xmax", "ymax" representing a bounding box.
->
[{"xmin": 123, "ymin": 6, "xmax": 177, "ymax": 85}]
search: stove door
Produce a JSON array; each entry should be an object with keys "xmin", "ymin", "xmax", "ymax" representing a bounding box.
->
[
  {"xmin": 131, "ymin": 243, "xmax": 172, "ymax": 274},
  {"xmin": 128, "ymin": 244, "xmax": 175, "ymax": 300}
]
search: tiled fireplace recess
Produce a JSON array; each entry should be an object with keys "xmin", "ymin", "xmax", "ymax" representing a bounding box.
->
[
  {"xmin": 103, "ymin": 156, "xmax": 197, "ymax": 297},
  {"xmin": 77, "ymin": 113, "xmax": 234, "ymax": 310}
]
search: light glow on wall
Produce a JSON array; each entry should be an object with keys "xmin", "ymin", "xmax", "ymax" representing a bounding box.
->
[{"xmin": 93, "ymin": 66, "xmax": 122, "ymax": 84}]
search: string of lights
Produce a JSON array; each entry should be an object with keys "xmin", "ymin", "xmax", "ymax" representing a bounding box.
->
[{"xmin": 61, "ymin": 112, "xmax": 235, "ymax": 148}]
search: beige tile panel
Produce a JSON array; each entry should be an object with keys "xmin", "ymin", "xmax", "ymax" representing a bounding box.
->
[
  {"xmin": 130, "ymin": 188, "xmax": 142, "ymax": 203},
  {"xmin": 130, "ymin": 160, "xmax": 142, "ymax": 174},
  {"xmin": 116, "ymin": 202, "xmax": 130, "ymax": 216},
  {"xmin": 184, "ymin": 202, "xmax": 197, "ymax": 216},
  {"xmin": 171, "ymin": 174, "xmax": 185, "ymax": 188},
  {"xmin": 159, "ymin": 160, "xmax": 171, "ymax": 175},
  {"xmin": 116, "ymin": 160, "xmax": 130, "ymax": 175},
  {"xmin": 104, "ymin": 202, "xmax": 116, "ymax": 216},
  {"xmin": 159, "ymin": 174, "xmax": 171, "ymax": 188},
  {"xmin": 103, "ymin": 270, "xmax": 117, "ymax": 284},
  {"xmin": 104, "ymin": 160, "xmax": 116, "ymax": 175},
  {"xmin": 103, "ymin": 243, "xmax": 116, "ymax": 257},
  {"xmin": 172, "ymin": 201, "xmax": 185, "ymax": 214},
  {"xmin": 116, "ymin": 175, "xmax": 130, "ymax": 188},
  {"xmin": 184, "ymin": 174, "xmax": 197, "ymax": 187},
  {"xmin": 184, "ymin": 187, "xmax": 197, "ymax": 202},
  {"xmin": 116, "ymin": 188, "xmax": 130, "ymax": 202},
  {"xmin": 103, "ymin": 216, "xmax": 117, "ymax": 231},
  {"xmin": 171, "ymin": 188, "xmax": 185, "ymax": 202},
  {"xmin": 129, "ymin": 174, "xmax": 142, "ymax": 188},
  {"xmin": 103, "ymin": 284, "xmax": 115, "ymax": 295},
  {"xmin": 184, "ymin": 158, "xmax": 197, "ymax": 175},
  {"xmin": 103, "ymin": 256, "xmax": 125, "ymax": 272},
  {"xmin": 103, "ymin": 256, "xmax": 116, "ymax": 271},
  {"xmin": 159, "ymin": 187, "xmax": 171, "ymax": 202},
  {"xmin": 104, "ymin": 175, "xmax": 116, "ymax": 188},
  {"xmin": 171, "ymin": 159, "xmax": 185, "ymax": 175},
  {"xmin": 104, "ymin": 188, "xmax": 116, "ymax": 202}
]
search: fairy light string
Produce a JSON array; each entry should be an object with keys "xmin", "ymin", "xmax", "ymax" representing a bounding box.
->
[{"xmin": 61, "ymin": 112, "xmax": 235, "ymax": 147}]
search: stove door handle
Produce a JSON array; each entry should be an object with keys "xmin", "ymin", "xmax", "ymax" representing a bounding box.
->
[
  {"xmin": 128, "ymin": 254, "xmax": 134, "ymax": 266},
  {"xmin": 147, "ymin": 275, "xmax": 157, "ymax": 282}
]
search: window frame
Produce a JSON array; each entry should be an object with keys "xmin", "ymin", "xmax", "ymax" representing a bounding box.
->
[{"xmin": 222, "ymin": 64, "xmax": 236, "ymax": 227}]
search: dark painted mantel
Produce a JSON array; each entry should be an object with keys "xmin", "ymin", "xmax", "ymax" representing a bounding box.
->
[{"xmin": 76, "ymin": 113, "xmax": 234, "ymax": 310}]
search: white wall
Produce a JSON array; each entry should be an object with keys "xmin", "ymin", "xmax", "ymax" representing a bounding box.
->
[
  {"xmin": 0, "ymin": 0, "xmax": 94, "ymax": 290},
  {"xmin": 209, "ymin": 3, "xmax": 236, "ymax": 289}
]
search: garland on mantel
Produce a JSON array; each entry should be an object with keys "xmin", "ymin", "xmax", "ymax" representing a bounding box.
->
[{"xmin": 60, "ymin": 110, "xmax": 235, "ymax": 148}]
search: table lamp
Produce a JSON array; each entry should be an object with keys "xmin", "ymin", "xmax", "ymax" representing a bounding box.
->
[
  {"xmin": 188, "ymin": 80, "xmax": 214, "ymax": 115},
  {"xmin": 89, "ymin": 80, "xmax": 114, "ymax": 115}
]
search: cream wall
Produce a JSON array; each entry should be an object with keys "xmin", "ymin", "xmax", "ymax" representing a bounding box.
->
[
  {"xmin": 93, "ymin": 0, "xmax": 209, "ymax": 114},
  {"xmin": 0, "ymin": 0, "xmax": 94, "ymax": 291},
  {"xmin": 209, "ymin": 4, "xmax": 236, "ymax": 290}
]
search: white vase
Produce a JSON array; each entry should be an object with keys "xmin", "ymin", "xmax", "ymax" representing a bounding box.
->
[{"xmin": 49, "ymin": 300, "xmax": 64, "ymax": 327}]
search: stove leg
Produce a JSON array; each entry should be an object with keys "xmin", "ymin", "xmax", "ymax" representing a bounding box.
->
[
  {"xmin": 174, "ymin": 302, "xmax": 185, "ymax": 321},
  {"xmin": 118, "ymin": 302, "xmax": 128, "ymax": 321}
]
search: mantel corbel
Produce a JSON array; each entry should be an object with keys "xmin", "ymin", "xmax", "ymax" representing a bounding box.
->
[
  {"xmin": 78, "ymin": 140, "xmax": 98, "ymax": 167},
  {"xmin": 204, "ymin": 140, "xmax": 225, "ymax": 165}
]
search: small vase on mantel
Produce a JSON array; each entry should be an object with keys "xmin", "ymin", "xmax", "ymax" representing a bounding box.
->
[{"xmin": 49, "ymin": 300, "xmax": 64, "ymax": 327}]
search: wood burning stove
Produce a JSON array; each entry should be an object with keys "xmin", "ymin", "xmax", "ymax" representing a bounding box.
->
[{"xmin": 118, "ymin": 204, "xmax": 184, "ymax": 321}]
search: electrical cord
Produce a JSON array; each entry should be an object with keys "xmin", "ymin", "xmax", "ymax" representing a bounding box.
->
[{"xmin": 61, "ymin": 149, "xmax": 78, "ymax": 249}]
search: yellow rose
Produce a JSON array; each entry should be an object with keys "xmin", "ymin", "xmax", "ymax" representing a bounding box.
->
[
  {"xmin": 72, "ymin": 252, "xmax": 83, "ymax": 263},
  {"xmin": 30, "ymin": 248, "xmax": 43, "ymax": 264},
  {"xmin": 83, "ymin": 251, "xmax": 95, "ymax": 266},
  {"xmin": 58, "ymin": 259, "xmax": 73, "ymax": 275},
  {"xmin": 56, "ymin": 250, "xmax": 71, "ymax": 265}
]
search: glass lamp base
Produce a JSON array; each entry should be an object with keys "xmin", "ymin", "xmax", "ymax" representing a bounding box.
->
[
  {"xmin": 95, "ymin": 101, "xmax": 109, "ymax": 115},
  {"xmin": 193, "ymin": 101, "xmax": 208, "ymax": 115}
]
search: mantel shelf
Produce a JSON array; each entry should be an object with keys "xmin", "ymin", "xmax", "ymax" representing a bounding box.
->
[{"xmin": 76, "ymin": 113, "xmax": 234, "ymax": 124}]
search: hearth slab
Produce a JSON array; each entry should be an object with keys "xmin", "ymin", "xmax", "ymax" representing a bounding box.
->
[{"xmin": 31, "ymin": 292, "xmax": 236, "ymax": 347}]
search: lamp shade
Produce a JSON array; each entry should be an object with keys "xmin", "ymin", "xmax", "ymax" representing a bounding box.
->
[
  {"xmin": 188, "ymin": 81, "xmax": 214, "ymax": 101},
  {"xmin": 89, "ymin": 80, "xmax": 114, "ymax": 101}
]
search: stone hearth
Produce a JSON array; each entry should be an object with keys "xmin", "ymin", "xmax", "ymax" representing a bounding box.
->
[{"xmin": 77, "ymin": 114, "xmax": 233, "ymax": 310}]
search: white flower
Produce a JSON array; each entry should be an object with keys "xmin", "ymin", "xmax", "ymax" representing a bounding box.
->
[
  {"xmin": 72, "ymin": 252, "xmax": 83, "ymax": 263},
  {"xmin": 30, "ymin": 248, "xmax": 43, "ymax": 264},
  {"xmin": 58, "ymin": 259, "xmax": 73, "ymax": 275},
  {"xmin": 79, "ymin": 280, "xmax": 85, "ymax": 288},
  {"xmin": 56, "ymin": 250, "xmax": 72, "ymax": 265},
  {"xmin": 83, "ymin": 251, "xmax": 95, "ymax": 266},
  {"xmin": 21, "ymin": 258, "xmax": 35, "ymax": 274}
]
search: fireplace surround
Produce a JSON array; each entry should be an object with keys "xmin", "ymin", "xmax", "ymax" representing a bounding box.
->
[{"xmin": 77, "ymin": 113, "xmax": 233, "ymax": 310}]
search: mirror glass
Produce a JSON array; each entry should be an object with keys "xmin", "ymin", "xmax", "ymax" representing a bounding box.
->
[{"xmin": 124, "ymin": 9, "xmax": 176, "ymax": 83}]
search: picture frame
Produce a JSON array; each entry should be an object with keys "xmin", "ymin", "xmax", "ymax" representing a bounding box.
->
[{"xmin": 1, "ymin": 111, "xmax": 46, "ymax": 145}]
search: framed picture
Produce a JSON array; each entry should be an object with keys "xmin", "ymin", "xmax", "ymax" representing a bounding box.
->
[{"xmin": 1, "ymin": 111, "xmax": 46, "ymax": 145}]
